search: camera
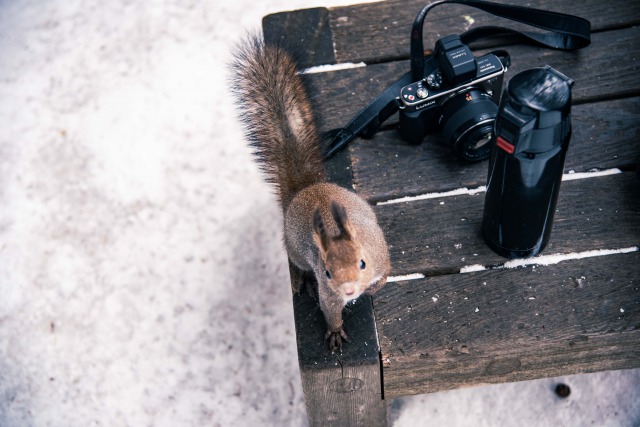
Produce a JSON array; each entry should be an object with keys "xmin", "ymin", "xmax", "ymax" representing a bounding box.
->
[{"xmin": 398, "ymin": 35, "xmax": 507, "ymax": 161}]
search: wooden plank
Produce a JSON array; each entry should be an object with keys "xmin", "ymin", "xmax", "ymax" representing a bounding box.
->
[
  {"xmin": 302, "ymin": 23, "xmax": 640, "ymax": 205},
  {"xmin": 480, "ymin": 25, "xmax": 640, "ymax": 104},
  {"xmin": 262, "ymin": 8, "xmax": 335, "ymax": 68},
  {"xmin": 305, "ymin": 24, "xmax": 640, "ymax": 138},
  {"xmin": 350, "ymin": 96, "xmax": 640, "ymax": 201},
  {"xmin": 330, "ymin": 0, "xmax": 640, "ymax": 63},
  {"xmin": 263, "ymin": 0, "xmax": 640, "ymax": 67},
  {"xmin": 328, "ymin": 0, "xmax": 640, "ymax": 65},
  {"xmin": 293, "ymin": 130, "xmax": 383, "ymax": 426},
  {"xmin": 306, "ymin": 62, "xmax": 399, "ymax": 132},
  {"xmin": 374, "ymin": 251, "xmax": 640, "ymax": 398},
  {"xmin": 293, "ymin": 292, "xmax": 388, "ymax": 426},
  {"xmin": 263, "ymin": 1, "xmax": 640, "ymax": 419},
  {"xmin": 374, "ymin": 172, "xmax": 640, "ymax": 276},
  {"xmin": 263, "ymin": 6, "xmax": 387, "ymax": 426}
]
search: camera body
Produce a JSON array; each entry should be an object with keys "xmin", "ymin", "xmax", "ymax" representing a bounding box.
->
[{"xmin": 399, "ymin": 35, "xmax": 507, "ymax": 161}]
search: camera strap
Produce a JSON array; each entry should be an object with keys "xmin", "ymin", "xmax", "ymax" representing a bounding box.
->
[{"xmin": 323, "ymin": 0, "xmax": 591, "ymax": 159}]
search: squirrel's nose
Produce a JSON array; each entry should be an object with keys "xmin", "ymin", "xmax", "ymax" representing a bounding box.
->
[{"xmin": 345, "ymin": 288, "xmax": 355, "ymax": 296}]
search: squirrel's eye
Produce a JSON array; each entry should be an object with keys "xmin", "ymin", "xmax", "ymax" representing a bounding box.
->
[
  {"xmin": 359, "ymin": 259, "xmax": 366, "ymax": 270},
  {"xmin": 325, "ymin": 270, "xmax": 332, "ymax": 280}
]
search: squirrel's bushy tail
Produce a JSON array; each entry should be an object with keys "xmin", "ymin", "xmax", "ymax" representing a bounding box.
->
[{"xmin": 231, "ymin": 34, "xmax": 325, "ymax": 211}]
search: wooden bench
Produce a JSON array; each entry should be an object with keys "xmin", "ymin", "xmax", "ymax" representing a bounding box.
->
[{"xmin": 262, "ymin": 1, "xmax": 640, "ymax": 425}]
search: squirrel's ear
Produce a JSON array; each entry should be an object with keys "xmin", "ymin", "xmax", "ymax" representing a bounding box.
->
[
  {"xmin": 313, "ymin": 208, "xmax": 329, "ymax": 253},
  {"xmin": 331, "ymin": 202, "xmax": 354, "ymax": 240}
]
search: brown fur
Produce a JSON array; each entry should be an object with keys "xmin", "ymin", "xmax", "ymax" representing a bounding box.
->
[
  {"xmin": 231, "ymin": 34, "xmax": 324, "ymax": 211},
  {"xmin": 231, "ymin": 35, "xmax": 391, "ymax": 352}
]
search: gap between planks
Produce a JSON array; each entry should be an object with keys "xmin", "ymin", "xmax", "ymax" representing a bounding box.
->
[
  {"xmin": 382, "ymin": 167, "xmax": 635, "ymax": 283},
  {"xmin": 388, "ymin": 246, "xmax": 640, "ymax": 282},
  {"xmin": 376, "ymin": 168, "xmax": 623, "ymax": 206}
]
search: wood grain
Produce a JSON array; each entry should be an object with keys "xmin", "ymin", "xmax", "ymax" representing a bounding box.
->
[
  {"xmin": 375, "ymin": 172, "xmax": 640, "ymax": 276},
  {"xmin": 303, "ymin": 25, "xmax": 640, "ymax": 132},
  {"xmin": 262, "ymin": 8, "xmax": 335, "ymax": 68},
  {"xmin": 349, "ymin": 97, "xmax": 640, "ymax": 201},
  {"xmin": 262, "ymin": 1, "xmax": 640, "ymax": 424},
  {"xmin": 374, "ymin": 251, "xmax": 640, "ymax": 397},
  {"xmin": 294, "ymin": 292, "xmax": 387, "ymax": 426},
  {"xmin": 263, "ymin": 0, "xmax": 640, "ymax": 67},
  {"xmin": 327, "ymin": 0, "xmax": 640, "ymax": 64}
]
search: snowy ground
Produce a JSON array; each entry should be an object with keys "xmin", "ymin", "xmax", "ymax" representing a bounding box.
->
[{"xmin": 0, "ymin": 1, "xmax": 638, "ymax": 426}]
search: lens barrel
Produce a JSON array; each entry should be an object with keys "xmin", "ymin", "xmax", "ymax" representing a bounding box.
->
[{"xmin": 440, "ymin": 88, "xmax": 498, "ymax": 161}]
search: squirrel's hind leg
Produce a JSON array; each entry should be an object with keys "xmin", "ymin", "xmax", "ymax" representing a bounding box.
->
[{"xmin": 289, "ymin": 262, "xmax": 318, "ymax": 299}]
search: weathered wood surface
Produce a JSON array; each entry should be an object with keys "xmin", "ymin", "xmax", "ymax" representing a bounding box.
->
[
  {"xmin": 263, "ymin": 0, "xmax": 640, "ymax": 424},
  {"xmin": 294, "ymin": 293, "xmax": 387, "ymax": 426},
  {"xmin": 376, "ymin": 173, "xmax": 640, "ymax": 276},
  {"xmin": 301, "ymin": 24, "xmax": 640, "ymax": 200},
  {"xmin": 304, "ymin": 24, "xmax": 640, "ymax": 132},
  {"xmin": 325, "ymin": 0, "xmax": 640, "ymax": 64},
  {"xmin": 265, "ymin": 0, "xmax": 640, "ymax": 67},
  {"xmin": 348, "ymin": 97, "xmax": 640, "ymax": 201},
  {"xmin": 375, "ymin": 252, "xmax": 640, "ymax": 398}
]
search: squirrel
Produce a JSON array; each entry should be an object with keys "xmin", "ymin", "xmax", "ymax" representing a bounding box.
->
[{"xmin": 230, "ymin": 34, "xmax": 391, "ymax": 352}]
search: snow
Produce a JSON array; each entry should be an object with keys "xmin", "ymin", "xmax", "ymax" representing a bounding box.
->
[
  {"xmin": 458, "ymin": 246, "xmax": 640, "ymax": 274},
  {"xmin": 460, "ymin": 264, "xmax": 487, "ymax": 273},
  {"xmin": 302, "ymin": 62, "xmax": 367, "ymax": 74},
  {"xmin": 388, "ymin": 273, "xmax": 426, "ymax": 283},
  {"xmin": 502, "ymin": 246, "xmax": 639, "ymax": 269},
  {"xmin": 563, "ymin": 168, "xmax": 622, "ymax": 181},
  {"xmin": 378, "ymin": 168, "xmax": 623, "ymax": 206},
  {"xmin": 377, "ymin": 186, "xmax": 487, "ymax": 206},
  {"xmin": 0, "ymin": 1, "xmax": 638, "ymax": 426}
]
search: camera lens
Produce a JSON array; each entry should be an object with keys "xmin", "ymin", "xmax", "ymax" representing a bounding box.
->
[{"xmin": 440, "ymin": 88, "xmax": 498, "ymax": 161}]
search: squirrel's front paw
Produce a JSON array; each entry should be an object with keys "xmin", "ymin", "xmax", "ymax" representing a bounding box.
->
[{"xmin": 325, "ymin": 328, "xmax": 350, "ymax": 352}]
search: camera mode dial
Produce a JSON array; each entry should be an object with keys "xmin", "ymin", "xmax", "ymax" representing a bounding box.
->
[{"xmin": 426, "ymin": 70, "xmax": 443, "ymax": 89}]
